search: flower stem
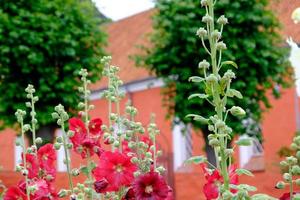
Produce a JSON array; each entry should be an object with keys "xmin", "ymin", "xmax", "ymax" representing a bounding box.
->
[{"xmin": 61, "ymin": 123, "xmax": 74, "ymax": 193}]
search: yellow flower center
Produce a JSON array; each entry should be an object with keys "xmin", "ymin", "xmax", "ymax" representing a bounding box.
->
[{"xmin": 145, "ymin": 185, "xmax": 153, "ymax": 194}]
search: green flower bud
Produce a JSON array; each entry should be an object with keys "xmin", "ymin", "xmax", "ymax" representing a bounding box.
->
[
  {"xmin": 216, "ymin": 41, "xmax": 227, "ymax": 50},
  {"xmin": 209, "ymin": 138, "xmax": 220, "ymax": 147},
  {"xmin": 35, "ymin": 137, "xmax": 43, "ymax": 144},
  {"xmin": 201, "ymin": 0, "xmax": 208, "ymax": 6},
  {"xmin": 198, "ymin": 60, "xmax": 210, "ymax": 69},
  {"xmin": 196, "ymin": 27, "xmax": 207, "ymax": 38},
  {"xmin": 296, "ymin": 151, "xmax": 300, "ymax": 159},
  {"xmin": 280, "ymin": 160, "xmax": 289, "ymax": 167},
  {"xmin": 287, "ymin": 156, "xmax": 298, "ymax": 165},
  {"xmin": 206, "ymin": 74, "xmax": 218, "ymax": 84},
  {"xmin": 67, "ymin": 130, "xmax": 75, "ymax": 137},
  {"xmin": 222, "ymin": 190, "xmax": 233, "ymax": 199},
  {"xmin": 202, "ymin": 14, "xmax": 213, "ymax": 23},
  {"xmin": 56, "ymin": 136, "xmax": 63, "ymax": 143},
  {"xmin": 292, "ymin": 165, "xmax": 300, "ymax": 175},
  {"xmin": 54, "ymin": 143, "xmax": 61, "ymax": 150},
  {"xmin": 67, "ymin": 143, "xmax": 73, "ymax": 149},
  {"xmin": 217, "ymin": 15, "xmax": 229, "ymax": 25},
  {"xmin": 58, "ymin": 189, "xmax": 68, "ymax": 198},
  {"xmin": 275, "ymin": 181, "xmax": 286, "ymax": 189},
  {"xmin": 283, "ymin": 173, "xmax": 292, "ymax": 182},
  {"xmin": 211, "ymin": 30, "xmax": 221, "ymax": 40},
  {"xmin": 230, "ymin": 106, "xmax": 246, "ymax": 117}
]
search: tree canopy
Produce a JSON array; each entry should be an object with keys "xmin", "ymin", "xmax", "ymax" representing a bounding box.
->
[
  {"xmin": 0, "ymin": 0, "xmax": 107, "ymax": 130},
  {"xmin": 139, "ymin": 0, "xmax": 291, "ymax": 139}
]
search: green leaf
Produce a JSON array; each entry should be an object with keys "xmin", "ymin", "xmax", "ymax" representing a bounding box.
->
[
  {"xmin": 221, "ymin": 60, "xmax": 238, "ymax": 68},
  {"xmin": 80, "ymin": 166, "xmax": 89, "ymax": 176},
  {"xmin": 188, "ymin": 93, "xmax": 208, "ymax": 100},
  {"xmin": 236, "ymin": 168, "xmax": 254, "ymax": 177},
  {"xmin": 185, "ymin": 114, "xmax": 209, "ymax": 124},
  {"xmin": 185, "ymin": 156, "xmax": 207, "ymax": 165},
  {"xmin": 188, "ymin": 76, "xmax": 205, "ymax": 83},
  {"xmin": 235, "ymin": 138, "xmax": 252, "ymax": 146},
  {"xmin": 251, "ymin": 194, "xmax": 276, "ymax": 200},
  {"xmin": 237, "ymin": 184, "xmax": 257, "ymax": 192},
  {"xmin": 227, "ymin": 89, "xmax": 243, "ymax": 99}
]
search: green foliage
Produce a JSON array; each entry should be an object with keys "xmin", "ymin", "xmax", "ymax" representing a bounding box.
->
[
  {"xmin": 138, "ymin": 0, "xmax": 291, "ymax": 137},
  {"xmin": 0, "ymin": 0, "xmax": 107, "ymax": 129}
]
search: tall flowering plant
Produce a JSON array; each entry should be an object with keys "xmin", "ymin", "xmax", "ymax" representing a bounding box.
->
[
  {"xmin": 3, "ymin": 56, "xmax": 173, "ymax": 200},
  {"xmin": 185, "ymin": 0, "xmax": 278, "ymax": 199}
]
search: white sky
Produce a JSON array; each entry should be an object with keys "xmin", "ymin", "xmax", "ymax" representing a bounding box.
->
[{"xmin": 93, "ymin": 0, "xmax": 155, "ymax": 21}]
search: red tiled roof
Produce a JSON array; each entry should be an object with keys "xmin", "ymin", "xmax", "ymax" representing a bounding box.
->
[
  {"xmin": 90, "ymin": 9, "xmax": 154, "ymax": 90},
  {"xmin": 91, "ymin": 1, "xmax": 300, "ymax": 90}
]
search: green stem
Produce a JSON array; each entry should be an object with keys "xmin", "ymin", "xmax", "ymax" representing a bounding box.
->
[
  {"xmin": 31, "ymin": 95, "xmax": 36, "ymax": 149},
  {"xmin": 290, "ymin": 166, "xmax": 294, "ymax": 200},
  {"xmin": 61, "ymin": 123, "xmax": 74, "ymax": 193},
  {"xmin": 207, "ymin": 0, "xmax": 230, "ymax": 191},
  {"xmin": 21, "ymin": 121, "xmax": 31, "ymax": 200}
]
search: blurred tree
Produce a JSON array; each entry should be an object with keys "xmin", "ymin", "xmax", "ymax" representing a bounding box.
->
[
  {"xmin": 138, "ymin": 0, "xmax": 291, "ymax": 165},
  {"xmin": 0, "ymin": 0, "xmax": 107, "ymax": 143}
]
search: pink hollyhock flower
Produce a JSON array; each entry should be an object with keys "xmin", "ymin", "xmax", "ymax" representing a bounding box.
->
[
  {"xmin": 37, "ymin": 144, "xmax": 56, "ymax": 178},
  {"xmin": 22, "ymin": 153, "xmax": 39, "ymax": 179},
  {"xmin": 4, "ymin": 187, "xmax": 27, "ymax": 200},
  {"xmin": 69, "ymin": 117, "xmax": 104, "ymax": 158},
  {"xmin": 18, "ymin": 179, "xmax": 52, "ymax": 200},
  {"xmin": 132, "ymin": 171, "xmax": 169, "ymax": 200},
  {"xmin": 201, "ymin": 164, "xmax": 238, "ymax": 200},
  {"xmin": 92, "ymin": 151, "xmax": 137, "ymax": 192}
]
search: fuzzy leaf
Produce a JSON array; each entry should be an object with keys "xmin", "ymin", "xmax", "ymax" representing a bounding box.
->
[
  {"xmin": 189, "ymin": 76, "xmax": 205, "ymax": 82},
  {"xmin": 185, "ymin": 156, "xmax": 207, "ymax": 165},
  {"xmin": 235, "ymin": 138, "xmax": 252, "ymax": 146},
  {"xmin": 188, "ymin": 93, "xmax": 209, "ymax": 100},
  {"xmin": 185, "ymin": 114, "xmax": 209, "ymax": 124},
  {"xmin": 227, "ymin": 89, "xmax": 243, "ymax": 99},
  {"xmin": 251, "ymin": 194, "xmax": 276, "ymax": 200},
  {"xmin": 236, "ymin": 168, "xmax": 254, "ymax": 177},
  {"xmin": 222, "ymin": 60, "xmax": 238, "ymax": 68}
]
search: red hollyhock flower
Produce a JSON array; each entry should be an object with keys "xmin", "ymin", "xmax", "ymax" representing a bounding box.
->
[
  {"xmin": 89, "ymin": 118, "xmax": 103, "ymax": 135},
  {"xmin": 201, "ymin": 164, "xmax": 238, "ymax": 200},
  {"xmin": 123, "ymin": 188, "xmax": 135, "ymax": 200},
  {"xmin": 69, "ymin": 117, "xmax": 104, "ymax": 159},
  {"xmin": 94, "ymin": 178, "xmax": 109, "ymax": 193},
  {"xmin": 4, "ymin": 187, "xmax": 27, "ymax": 200},
  {"xmin": 133, "ymin": 171, "xmax": 169, "ymax": 200},
  {"xmin": 22, "ymin": 153, "xmax": 39, "ymax": 179},
  {"xmin": 37, "ymin": 144, "xmax": 56, "ymax": 178},
  {"xmin": 279, "ymin": 192, "xmax": 300, "ymax": 200},
  {"xmin": 18, "ymin": 179, "xmax": 51, "ymax": 200},
  {"xmin": 92, "ymin": 151, "xmax": 137, "ymax": 192}
]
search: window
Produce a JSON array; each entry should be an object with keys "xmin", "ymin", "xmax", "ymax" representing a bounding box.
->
[{"xmin": 172, "ymin": 119, "xmax": 192, "ymax": 171}]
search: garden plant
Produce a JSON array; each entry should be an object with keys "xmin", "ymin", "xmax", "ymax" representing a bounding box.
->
[{"xmin": 2, "ymin": 0, "xmax": 300, "ymax": 200}]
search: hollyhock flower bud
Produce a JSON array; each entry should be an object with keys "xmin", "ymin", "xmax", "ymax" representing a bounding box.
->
[
  {"xmin": 198, "ymin": 59, "xmax": 210, "ymax": 69},
  {"xmin": 54, "ymin": 143, "xmax": 61, "ymax": 150},
  {"xmin": 211, "ymin": 30, "xmax": 221, "ymax": 40},
  {"xmin": 283, "ymin": 173, "xmax": 292, "ymax": 182},
  {"xmin": 222, "ymin": 190, "xmax": 233, "ymax": 199},
  {"xmin": 94, "ymin": 179, "xmax": 109, "ymax": 193},
  {"xmin": 196, "ymin": 27, "xmax": 207, "ymax": 38},
  {"xmin": 216, "ymin": 41, "xmax": 227, "ymax": 50},
  {"xmin": 206, "ymin": 74, "xmax": 218, "ymax": 84},
  {"xmin": 292, "ymin": 165, "xmax": 300, "ymax": 175},
  {"xmin": 280, "ymin": 161, "xmax": 289, "ymax": 167},
  {"xmin": 72, "ymin": 169, "xmax": 80, "ymax": 176},
  {"xmin": 67, "ymin": 131, "xmax": 75, "ymax": 137},
  {"xmin": 201, "ymin": 0, "xmax": 208, "ymax": 6},
  {"xmin": 202, "ymin": 14, "xmax": 213, "ymax": 23},
  {"xmin": 230, "ymin": 106, "xmax": 246, "ymax": 117},
  {"xmin": 209, "ymin": 138, "xmax": 220, "ymax": 147},
  {"xmin": 287, "ymin": 156, "xmax": 298, "ymax": 165},
  {"xmin": 296, "ymin": 151, "xmax": 300, "ymax": 159},
  {"xmin": 217, "ymin": 15, "xmax": 228, "ymax": 25},
  {"xmin": 276, "ymin": 181, "xmax": 286, "ymax": 189},
  {"xmin": 35, "ymin": 137, "xmax": 43, "ymax": 144},
  {"xmin": 21, "ymin": 169, "xmax": 28, "ymax": 176}
]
